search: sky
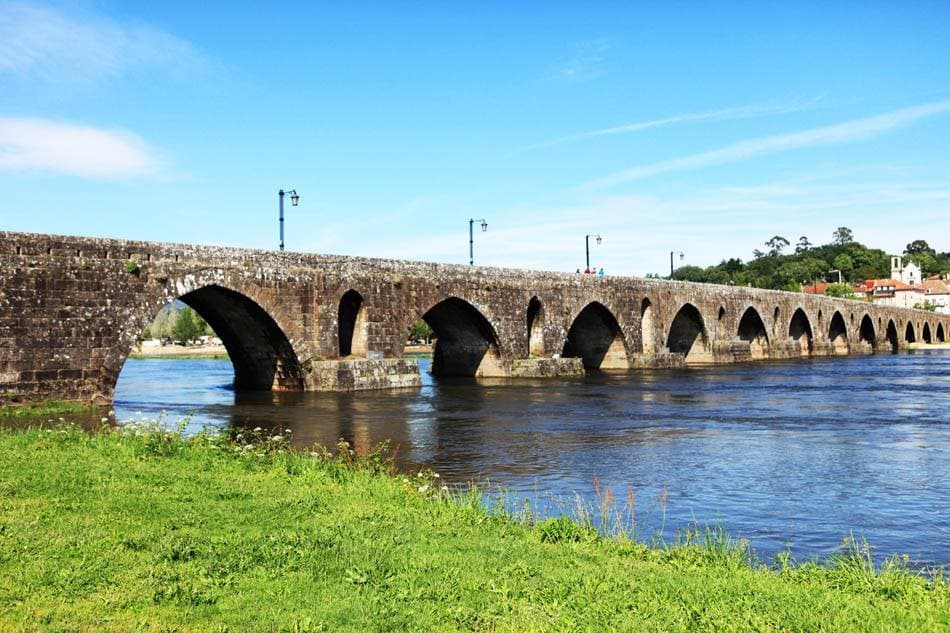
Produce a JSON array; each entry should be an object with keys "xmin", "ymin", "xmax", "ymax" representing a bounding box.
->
[{"xmin": 1, "ymin": 1, "xmax": 950, "ymax": 275}]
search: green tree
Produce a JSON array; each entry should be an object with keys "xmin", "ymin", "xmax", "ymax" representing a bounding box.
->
[
  {"xmin": 765, "ymin": 235, "xmax": 790, "ymax": 256},
  {"xmin": 905, "ymin": 240, "xmax": 935, "ymax": 256},
  {"xmin": 824, "ymin": 283, "xmax": 856, "ymax": 299},
  {"xmin": 795, "ymin": 236, "xmax": 812, "ymax": 254},
  {"xmin": 409, "ymin": 319, "xmax": 433, "ymax": 343},
  {"xmin": 172, "ymin": 307, "xmax": 203, "ymax": 345},
  {"xmin": 831, "ymin": 254, "xmax": 854, "ymax": 279},
  {"xmin": 832, "ymin": 227, "xmax": 854, "ymax": 245}
]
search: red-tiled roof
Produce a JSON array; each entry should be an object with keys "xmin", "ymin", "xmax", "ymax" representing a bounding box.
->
[{"xmin": 802, "ymin": 283, "xmax": 829, "ymax": 295}]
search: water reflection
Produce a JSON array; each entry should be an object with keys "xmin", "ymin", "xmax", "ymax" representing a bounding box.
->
[{"xmin": 105, "ymin": 352, "xmax": 950, "ymax": 566}]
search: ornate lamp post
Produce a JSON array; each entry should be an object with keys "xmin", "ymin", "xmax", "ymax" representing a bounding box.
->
[
  {"xmin": 585, "ymin": 234, "xmax": 602, "ymax": 270},
  {"xmin": 469, "ymin": 218, "xmax": 487, "ymax": 265},
  {"xmin": 278, "ymin": 189, "xmax": 300, "ymax": 251}
]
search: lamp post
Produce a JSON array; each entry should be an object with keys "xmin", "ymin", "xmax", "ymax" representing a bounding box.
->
[
  {"xmin": 670, "ymin": 251, "xmax": 684, "ymax": 277},
  {"xmin": 278, "ymin": 189, "xmax": 299, "ymax": 252},
  {"xmin": 469, "ymin": 218, "xmax": 487, "ymax": 265},
  {"xmin": 585, "ymin": 234, "xmax": 602, "ymax": 270},
  {"xmin": 829, "ymin": 269, "xmax": 842, "ymax": 284}
]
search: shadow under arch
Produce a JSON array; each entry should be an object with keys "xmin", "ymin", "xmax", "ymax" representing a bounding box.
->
[
  {"xmin": 922, "ymin": 322, "xmax": 933, "ymax": 344},
  {"xmin": 788, "ymin": 308, "xmax": 813, "ymax": 356},
  {"xmin": 527, "ymin": 296, "xmax": 545, "ymax": 356},
  {"xmin": 562, "ymin": 302, "xmax": 627, "ymax": 369},
  {"xmin": 737, "ymin": 306, "xmax": 769, "ymax": 360},
  {"xmin": 338, "ymin": 289, "xmax": 368, "ymax": 357},
  {"xmin": 179, "ymin": 284, "xmax": 304, "ymax": 391},
  {"xmin": 422, "ymin": 297, "xmax": 502, "ymax": 377},
  {"xmin": 828, "ymin": 311, "xmax": 849, "ymax": 355},
  {"xmin": 905, "ymin": 322, "xmax": 916, "ymax": 343},
  {"xmin": 859, "ymin": 314, "xmax": 876, "ymax": 348},
  {"xmin": 886, "ymin": 319, "xmax": 899, "ymax": 353},
  {"xmin": 938, "ymin": 323, "xmax": 946, "ymax": 343},
  {"xmin": 667, "ymin": 303, "xmax": 712, "ymax": 364}
]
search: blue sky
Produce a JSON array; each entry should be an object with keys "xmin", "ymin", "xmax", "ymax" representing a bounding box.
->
[{"xmin": 2, "ymin": 1, "xmax": 949, "ymax": 275}]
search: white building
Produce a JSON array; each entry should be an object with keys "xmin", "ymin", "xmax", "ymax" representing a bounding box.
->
[
  {"xmin": 890, "ymin": 256, "xmax": 922, "ymax": 286},
  {"xmin": 865, "ymin": 278, "xmax": 927, "ymax": 309},
  {"xmin": 921, "ymin": 279, "xmax": 950, "ymax": 315}
]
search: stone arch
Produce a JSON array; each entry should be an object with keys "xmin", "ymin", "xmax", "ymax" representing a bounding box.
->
[
  {"xmin": 828, "ymin": 311, "xmax": 849, "ymax": 355},
  {"xmin": 772, "ymin": 306, "xmax": 780, "ymax": 333},
  {"xmin": 859, "ymin": 314, "xmax": 876, "ymax": 348},
  {"xmin": 527, "ymin": 296, "xmax": 545, "ymax": 356},
  {"xmin": 788, "ymin": 308, "xmax": 813, "ymax": 356},
  {"xmin": 737, "ymin": 306, "xmax": 770, "ymax": 360},
  {"xmin": 562, "ymin": 302, "xmax": 628, "ymax": 369},
  {"xmin": 338, "ymin": 289, "xmax": 368, "ymax": 357},
  {"xmin": 905, "ymin": 322, "xmax": 916, "ymax": 343},
  {"xmin": 717, "ymin": 306, "xmax": 726, "ymax": 321},
  {"xmin": 422, "ymin": 297, "xmax": 504, "ymax": 377},
  {"xmin": 667, "ymin": 303, "xmax": 712, "ymax": 364},
  {"xmin": 922, "ymin": 322, "xmax": 932, "ymax": 344},
  {"xmin": 938, "ymin": 323, "xmax": 946, "ymax": 343},
  {"xmin": 116, "ymin": 283, "xmax": 305, "ymax": 395},
  {"xmin": 641, "ymin": 298, "xmax": 656, "ymax": 354},
  {"xmin": 886, "ymin": 319, "xmax": 899, "ymax": 353}
]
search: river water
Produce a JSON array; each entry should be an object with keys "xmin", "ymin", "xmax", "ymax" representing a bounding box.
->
[{"xmin": 113, "ymin": 352, "xmax": 950, "ymax": 566}]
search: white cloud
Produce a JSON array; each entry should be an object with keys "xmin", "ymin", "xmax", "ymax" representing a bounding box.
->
[
  {"xmin": 0, "ymin": 117, "xmax": 161, "ymax": 178},
  {"xmin": 522, "ymin": 98, "xmax": 824, "ymax": 151},
  {"xmin": 0, "ymin": 1, "xmax": 204, "ymax": 83},
  {"xmin": 582, "ymin": 100, "xmax": 950, "ymax": 190}
]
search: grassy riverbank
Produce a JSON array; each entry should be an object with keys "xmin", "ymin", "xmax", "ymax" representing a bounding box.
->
[{"xmin": 0, "ymin": 426, "xmax": 946, "ymax": 631}]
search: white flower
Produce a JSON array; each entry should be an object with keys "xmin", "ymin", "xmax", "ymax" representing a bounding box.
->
[
  {"xmin": 418, "ymin": 484, "xmax": 429, "ymax": 493},
  {"xmin": 270, "ymin": 435, "xmax": 283, "ymax": 442},
  {"xmin": 253, "ymin": 427, "xmax": 263, "ymax": 432},
  {"xmin": 432, "ymin": 473, "xmax": 440, "ymax": 479}
]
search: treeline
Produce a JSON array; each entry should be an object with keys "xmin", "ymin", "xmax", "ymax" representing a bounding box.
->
[
  {"xmin": 141, "ymin": 305, "xmax": 214, "ymax": 345},
  {"xmin": 666, "ymin": 228, "xmax": 950, "ymax": 291}
]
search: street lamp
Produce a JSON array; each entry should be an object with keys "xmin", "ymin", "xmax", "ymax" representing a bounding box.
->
[
  {"xmin": 469, "ymin": 218, "xmax": 487, "ymax": 265},
  {"xmin": 278, "ymin": 189, "xmax": 299, "ymax": 252},
  {"xmin": 670, "ymin": 251, "xmax": 684, "ymax": 277},
  {"xmin": 828, "ymin": 269, "xmax": 842, "ymax": 284},
  {"xmin": 585, "ymin": 234, "xmax": 602, "ymax": 270}
]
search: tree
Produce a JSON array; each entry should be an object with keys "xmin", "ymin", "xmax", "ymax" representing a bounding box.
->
[
  {"xmin": 832, "ymin": 227, "xmax": 854, "ymax": 245},
  {"xmin": 831, "ymin": 254, "xmax": 854, "ymax": 279},
  {"xmin": 905, "ymin": 240, "xmax": 935, "ymax": 257},
  {"xmin": 824, "ymin": 283, "xmax": 856, "ymax": 299},
  {"xmin": 795, "ymin": 236, "xmax": 812, "ymax": 254},
  {"xmin": 913, "ymin": 301, "xmax": 937, "ymax": 312},
  {"xmin": 172, "ymin": 307, "xmax": 203, "ymax": 345},
  {"xmin": 409, "ymin": 319, "xmax": 433, "ymax": 344},
  {"xmin": 765, "ymin": 235, "xmax": 790, "ymax": 256}
]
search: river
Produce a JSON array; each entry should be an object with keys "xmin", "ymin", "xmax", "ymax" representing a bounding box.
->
[{"xmin": 113, "ymin": 352, "xmax": 950, "ymax": 567}]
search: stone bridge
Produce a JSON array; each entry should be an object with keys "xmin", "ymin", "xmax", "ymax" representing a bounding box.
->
[{"xmin": 1, "ymin": 231, "xmax": 947, "ymax": 405}]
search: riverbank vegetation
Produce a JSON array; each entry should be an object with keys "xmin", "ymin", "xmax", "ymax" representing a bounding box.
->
[
  {"xmin": 667, "ymin": 229, "xmax": 950, "ymax": 291},
  {"xmin": 0, "ymin": 425, "xmax": 946, "ymax": 631}
]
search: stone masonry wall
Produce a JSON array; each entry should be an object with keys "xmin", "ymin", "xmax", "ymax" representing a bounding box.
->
[{"xmin": 1, "ymin": 230, "xmax": 948, "ymax": 405}]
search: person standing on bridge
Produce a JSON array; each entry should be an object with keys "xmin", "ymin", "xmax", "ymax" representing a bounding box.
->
[{"xmin": 598, "ymin": 268, "xmax": 605, "ymax": 276}]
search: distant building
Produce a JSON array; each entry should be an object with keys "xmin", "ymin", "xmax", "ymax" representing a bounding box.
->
[
  {"xmin": 921, "ymin": 278, "xmax": 950, "ymax": 314},
  {"xmin": 863, "ymin": 278, "xmax": 926, "ymax": 309},
  {"xmin": 802, "ymin": 282, "xmax": 829, "ymax": 295},
  {"xmin": 890, "ymin": 256, "xmax": 922, "ymax": 286}
]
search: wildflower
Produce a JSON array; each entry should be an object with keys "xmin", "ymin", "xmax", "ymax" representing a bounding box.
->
[
  {"xmin": 253, "ymin": 427, "xmax": 263, "ymax": 432},
  {"xmin": 100, "ymin": 417, "xmax": 109, "ymax": 423},
  {"xmin": 418, "ymin": 485, "xmax": 430, "ymax": 493},
  {"xmin": 432, "ymin": 473, "xmax": 440, "ymax": 479},
  {"xmin": 270, "ymin": 435, "xmax": 283, "ymax": 442}
]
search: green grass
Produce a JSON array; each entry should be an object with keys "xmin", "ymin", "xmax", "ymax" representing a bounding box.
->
[
  {"xmin": 0, "ymin": 400, "xmax": 97, "ymax": 418},
  {"xmin": 0, "ymin": 425, "xmax": 946, "ymax": 632}
]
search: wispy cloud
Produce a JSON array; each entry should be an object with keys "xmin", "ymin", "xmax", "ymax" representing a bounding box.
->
[
  {"xmin": 521, "ymin": 98, "xmax": 823, "ymax": 151},
  {"xmin": 582, "ymin": 99, "xmax": 950, "ymax": 190},
  {"xmin": 0, "ymin": 117, "xmax": 163, "ymax": 178},
  {"xmin": 0, "ymin": 1, "xmax": 205, "ymax": 83},
  {"xmin": 544, "ymin": 38, "xmax": 610, "ymax": 82}
]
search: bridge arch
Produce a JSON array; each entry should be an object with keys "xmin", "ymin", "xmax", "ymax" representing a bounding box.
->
[
  {"xmin": 641, "ymin": 298, "xmax": 656, "ymax": 354},
  {"xmin": 788, "ymin": 308, "xmax": 813, "ymax": 356},
  {"xmin": 828, "ymin": 311, "xmax": 849, "ymax": 355},
  {"xmin": 422, "ymin": 297, "xmax": 503, "ymax": 377},
  {"xmin": 338, "ymin": 289, "xmax": 368, "ymax": 357},
  {"xmin": 527, "ymin": 296, "xmax": 545, "ymax": 356},
  {"xmin": 859, "ymin": 314, "xmax": 876, "ymax": 348},
  {"xmin": 562, "ymin": 302, "xmax": 628, "ymax": 369},
  {"xmin": 737, "ymin": 306, "xmax": 769, "ymax": 359},
  {"xmin": 112, "ymin": 280, "xmax": 306, "ymax": 399},
  {"xmin": 905, "ymin": 322, "xmax": 916, "ymax": 343},
  {"xmin": 938, "ymin": 323, "xmax": 946, "ymax": 343},
  {"xmin": 667, "ymin": 303, "xmax": 711, "ymax": 364},
  {"xmin": 885, "ymin": 319, "xmax": 899, "ymax": 353},
  {"xmin": 922, "ymin": 322, "xmax": 932, "ymax": 344}
]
